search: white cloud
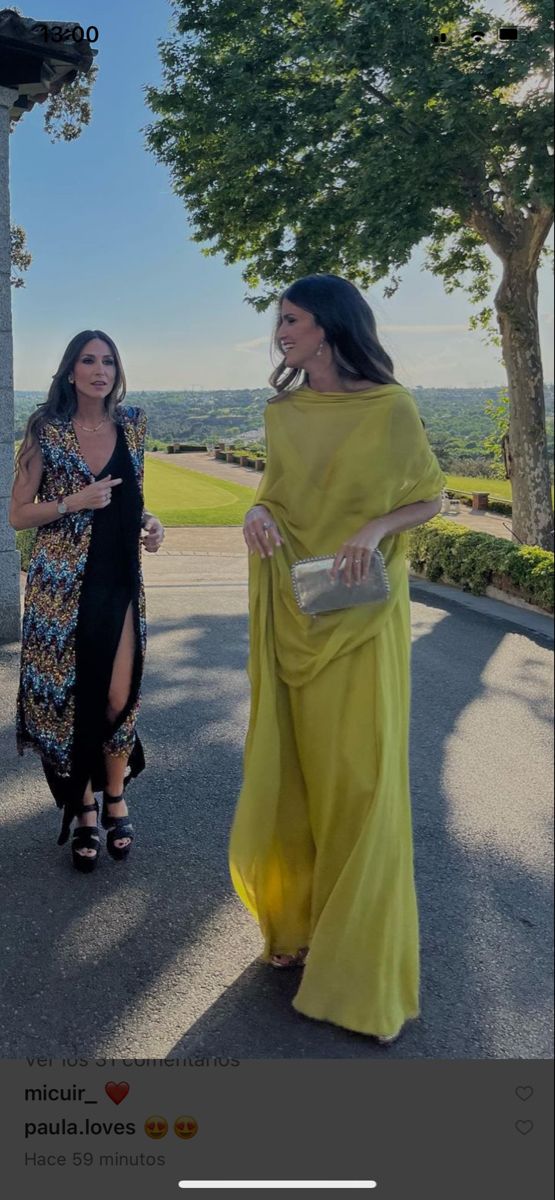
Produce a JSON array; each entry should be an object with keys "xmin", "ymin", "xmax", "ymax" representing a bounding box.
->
[
  {"xmin": 382, "ymin": 323, "xmax": 471, "ymax": 333},
  {"xmin": 235, "ymin": 337, "xmax": 269, "ymax": 353}
]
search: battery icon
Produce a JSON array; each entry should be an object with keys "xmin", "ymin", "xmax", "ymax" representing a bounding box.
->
[{"xmin": 499, "ymin": 27, "xmax": 519, "ymax": 40}]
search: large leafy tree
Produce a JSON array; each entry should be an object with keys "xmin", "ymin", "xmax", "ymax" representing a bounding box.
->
[{"xmin": 145, "ymin": 0, "xmax": 554, "ymax": 547}]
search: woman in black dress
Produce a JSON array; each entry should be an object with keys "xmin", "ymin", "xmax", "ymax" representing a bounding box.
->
[{"xmin": 10, "ymin": 331, "xmax": 164, "ymax": 871}]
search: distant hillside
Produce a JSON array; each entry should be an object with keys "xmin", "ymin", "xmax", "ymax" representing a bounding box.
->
[
  {"xmin": 14, "ymin": 389, "xmax": 273, "ymax": 444},
  {"xmin": 14, "ymin": 385, "xmax": 554, "ymax": 468}
]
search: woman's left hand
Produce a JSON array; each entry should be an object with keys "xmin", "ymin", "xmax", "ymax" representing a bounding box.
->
[
  {"xmin": 142, "ymin": 515, "xmax": 165, "ymax": 553},
  {"xmin": 330, "ymin": 519, "xmax": 385, "ymax": 587}
]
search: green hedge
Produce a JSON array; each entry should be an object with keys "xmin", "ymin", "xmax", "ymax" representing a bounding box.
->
[
  {"xmin": 16, "ymin": 528, "xmax": 37, "ymax": 572},
  {"xmin": 488, "ymin": 497, "xmax": 513, "ymax": 516},
  {"xmin": 408, "ymin": 518, "xmax": 554, "ymax": 612}
]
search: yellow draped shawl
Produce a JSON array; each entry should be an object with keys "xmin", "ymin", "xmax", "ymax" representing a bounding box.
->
[{"xmin": 248, "ymin": 384, "xmax": 445, "ymax": 687}]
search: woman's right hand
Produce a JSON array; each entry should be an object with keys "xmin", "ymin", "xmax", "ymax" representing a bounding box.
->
[
  {"xmin": 243, "ymin": 504, "xmax": 284, "ymax": 558},
  {"xmin": 70, "ymin": 475, "xmax": 123, "ymax": 512}
]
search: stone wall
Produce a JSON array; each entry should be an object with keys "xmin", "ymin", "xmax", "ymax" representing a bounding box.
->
[{"xmin": 0, "ymin": 86, "xmax": 21, "ymax": 642}]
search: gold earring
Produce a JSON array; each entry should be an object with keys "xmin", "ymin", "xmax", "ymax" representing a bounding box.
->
[{"xmin": 316, "ymin": 339, "xmax": 325, "ymax": 358}]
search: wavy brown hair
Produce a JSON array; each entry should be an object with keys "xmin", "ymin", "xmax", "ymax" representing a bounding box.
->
[
  {"xmin": 16, "ymin": 330, "xmax": 127, "ymax": 475},
  {"xmin": 269, "ymin": 274, "xmax": 400, "ymax": 393}
]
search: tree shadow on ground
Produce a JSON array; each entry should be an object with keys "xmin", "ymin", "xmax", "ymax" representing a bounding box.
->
[
  {"xmin": 0, "ymin": 590, "xmax": 552, "ymax": 1060},
  {"xmin": 166, "ymin": 593, "xmax": 553, "ymax": 1060}
]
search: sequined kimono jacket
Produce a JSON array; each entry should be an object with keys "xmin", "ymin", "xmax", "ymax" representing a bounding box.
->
[{"xmin": 16, "ymin": 406, "xmax": 147, "ymax": 777}]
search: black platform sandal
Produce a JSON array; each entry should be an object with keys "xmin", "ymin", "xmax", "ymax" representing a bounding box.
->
[
  {"xmin": 101, "ymin": 792, "xmax": 134, "ymax": 861},
  {"xmin": 71, "ymin": 800, "xmax": 100, "ymax": 873}
]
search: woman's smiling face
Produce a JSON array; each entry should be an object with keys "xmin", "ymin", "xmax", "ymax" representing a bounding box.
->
[{"xmin": 277, "ymin": 300, "xmax": 324, "ymax": 370}]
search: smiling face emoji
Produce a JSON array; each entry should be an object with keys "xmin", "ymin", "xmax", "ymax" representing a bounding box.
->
[
  {"xmin": 144, "ymin": 1115, "xmax": 168, "ymax": 1139},
  {"xmin": 174, "ymin": 1116, "xmax": 198, "ymax": 1140}
]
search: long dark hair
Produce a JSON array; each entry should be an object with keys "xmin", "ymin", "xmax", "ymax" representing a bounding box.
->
[
  {"xmin": 16, "ymin": 329, "xmax": 127, "ymax": 475},
  {"xmin": 269, "ymin": 274, "xmax": 400, "ymax": 393}
]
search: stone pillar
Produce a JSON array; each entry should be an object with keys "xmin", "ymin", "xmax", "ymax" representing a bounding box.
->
[{"xmin": 0, "ymin": 86, "xmax": 20, "ymax": 642}]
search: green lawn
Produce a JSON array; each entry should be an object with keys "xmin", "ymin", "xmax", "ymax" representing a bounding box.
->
[
  {"xmin": 145, "ymin": 459, "xmax": 552, "ymax": 525},
  {"xmin": 144, "ymin": 456, "xmax": 256, "ymax": 525},
  {"xmin": 446, "ymin": 475, "xmax": 554, "ymax": 504},
  {"xmin": 445, "ymin": 474, "xmax": 512, "ymax": 500}
]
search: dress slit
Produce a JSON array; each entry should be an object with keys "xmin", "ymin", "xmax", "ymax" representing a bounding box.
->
[{"xmin": 106, "ymin": 600, "xmax": 142, "ymax": 735}]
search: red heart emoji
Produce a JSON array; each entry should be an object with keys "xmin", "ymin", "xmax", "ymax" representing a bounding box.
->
[{"xmin": 105, "ymin": 1081, "xmax": 130, "ymax": 1105}]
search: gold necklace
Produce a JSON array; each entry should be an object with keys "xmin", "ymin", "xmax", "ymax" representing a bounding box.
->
[{"xmin": 72, "ymin": 415, "xmax": 108, "ymax": 434}]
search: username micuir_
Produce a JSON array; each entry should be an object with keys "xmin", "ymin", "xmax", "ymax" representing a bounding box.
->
[{"xmin": 25, "ymin": 1085, "xmax": 88, "ymax": 1101}]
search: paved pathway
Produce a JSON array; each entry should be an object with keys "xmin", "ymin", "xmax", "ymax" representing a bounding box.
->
[
  {"xmin": 1, "ymin": 538, "xmax": 552, "ymax": 1061},
  {"xmin": 152, "ymin": 526, "xmax": 246, "ymax": 556},
  {"xmin": 3, "ymin": 459, "xmax": 550, "ymax": 1060},
  {"xmin": 441, "ymin": 508, "xmax": 515, "ymax": 540}
]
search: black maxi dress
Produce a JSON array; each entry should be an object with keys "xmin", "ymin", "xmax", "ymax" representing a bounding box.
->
[{"xmin": 42, "ymin": 423, "xmax": 146, "ymax": 843}]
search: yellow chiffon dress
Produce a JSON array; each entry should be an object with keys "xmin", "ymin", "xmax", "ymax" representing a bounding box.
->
[{"xmin": 229, "ymin": 384, "xmax": 445, "ymax": 1037}]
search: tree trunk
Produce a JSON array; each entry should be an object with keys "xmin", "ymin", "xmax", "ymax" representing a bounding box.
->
[{"xmin": 495, "ymin": 258, "xmax": 554, "ymax": 550}]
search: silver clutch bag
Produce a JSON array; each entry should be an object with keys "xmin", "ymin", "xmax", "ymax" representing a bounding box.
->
[{"xmin": 291, "ymin": 551, "xmax": 390, "ymax": 615}]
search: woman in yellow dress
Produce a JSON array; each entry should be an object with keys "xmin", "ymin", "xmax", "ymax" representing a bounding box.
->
[{"xmin": 229, "ymin": 274, "xmax": 444, "ymax": 1042}]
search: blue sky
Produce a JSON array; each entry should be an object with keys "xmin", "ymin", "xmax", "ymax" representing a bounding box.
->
[{"xmin": 9, "ymin": 0, "xmax": 553, "ymax": 391}]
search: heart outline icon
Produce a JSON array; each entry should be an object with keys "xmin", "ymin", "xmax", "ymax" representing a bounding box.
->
[
  {"xmin": 515, "ymin": 1120, "xmax": 534, "ymax": 1135},
  {"xmin": 515, "ymin": 1086, "xmax": 534, "ymax": 1101},
  {"xmin": 105, "ymin": 1081, "xmax": 130, "ymax": 1105}
]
